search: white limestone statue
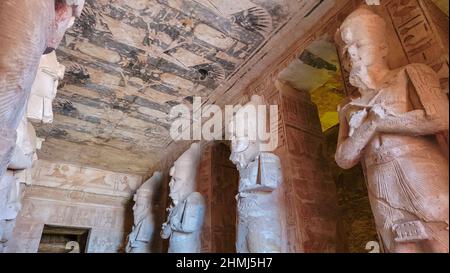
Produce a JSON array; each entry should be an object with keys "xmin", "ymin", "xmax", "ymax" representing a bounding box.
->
[
  {"xmin": 335, "ymin": 8, "xmax": 449, "ymax": 253},
  {"xmin": 126, "ymin": 172, "xmax": 162, "ymax": 253},
  {"xmin": 28, "ymin": 51, "xmax": 65, "ymax": 124},
  {"xmin": 229, "ymin": 95, "xmax": 283, "ymax": 253},
  {"xmin": 161, "ymin": 143, "xmax": 205, "ymax": 253},
  {"xmin": 0, "ymin": 171, "xmax": 23, "ymax": 253}
]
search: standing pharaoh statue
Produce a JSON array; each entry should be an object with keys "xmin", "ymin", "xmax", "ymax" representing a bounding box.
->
[
  {"xmin": 9, "ymin": 51, "xmax": 64, "ymax": 171},
  {"xmin": 161, "ymin": 143, "xmax": 205, "ymax": 253},
  {"xmin": 0, "ymin": 29, "xmax": 67, "ymax": 253},
  {"xmin": 229, "ymin": 95, "xmax": 283, "ymax": 253},
  {"xmin": 0, "ymin": 0, "xmax": 85, "ymax": 179},
  {"xmin": 126, "ymin": 172, "xmax": 162, "ymax": 253},
  {"xmin": 335, "ymin": 8, "xmax": 449, "ymax": 253}
]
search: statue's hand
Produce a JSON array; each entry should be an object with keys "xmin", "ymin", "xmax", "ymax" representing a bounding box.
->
[
  {"xmin": 369, "ymin": 104, "xmax": 388, "ymax": 123},
  {"xmin": 160, "ymin": 223, "xmax": 172, "ymax": 239},
  {"xmin": 348, "ymin": 109, "xmax": 368, "ymax": 137}
]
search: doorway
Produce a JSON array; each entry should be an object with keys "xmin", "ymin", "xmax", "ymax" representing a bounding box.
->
[{"xmin": 38, "ymin": 225, "xmax": 90, "ymax": 253}]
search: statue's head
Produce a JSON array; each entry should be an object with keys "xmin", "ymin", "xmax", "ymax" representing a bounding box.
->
[
  {"xmin": 229, "ymin": 95, "xmax": 265, "ymax": 170},
  {"xmin": 132, "ymin": 172, "xmax": 162, "ymax": 222},
  {"xmin": 339, "ymin": 8, "xmax": 388, "ymax": 90},
  {"xmin": 46, "ymin": 0, "xmax": 85, "ymax": 53},
  {"xmin": 28, "ymin": 51, "xmax": 65, "ymax": 123},
  {"xmin": 169, "ymin": 143, "xmax": 201, "ymax": 205}
]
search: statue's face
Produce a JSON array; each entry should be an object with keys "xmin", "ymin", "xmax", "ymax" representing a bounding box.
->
[
  {"xmin": 168, "ymin": 166, "xmax": 187, "ymax": 206},
  {"xmin": 341, "ymin": 18, "xmax": 387, "ymax": 91},
  {"xmin": 228, "ymin": 112, "xmax": 261, "ymax": 170},
  {"xmin": 230, "ymin": 135, "xmax": 260, "ymax": 170},
  {"xmin": 169, "ymin": 163, "xmax": 197, "ymax": 206}
]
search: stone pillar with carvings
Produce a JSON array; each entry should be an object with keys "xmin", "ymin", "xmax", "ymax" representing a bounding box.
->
[
  {"xmin": 274, "ymin": 81, "xmax": 340, "ymax": 252},
  {"xmin": 196, "ymin": 142, "xmax": 239, "ymax": 253},
  {"xmin": 238, "ymin": 58, "xmax": 341, "ymax": 252}
]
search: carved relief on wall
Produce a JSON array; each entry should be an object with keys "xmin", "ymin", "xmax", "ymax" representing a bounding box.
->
[
  {"xmin": 31, "ymin": 160, "xmax": 142, "ymax": 197},
  {"xmin": 6, "ymin": 185, "xmax": 131, "ymax": 253},
  {"xmin": 385, "ymin": 0, "xmax": 449, "ymax": 92},
  {"xmin": 281, "ymin": 94, "xmax": 323, "ymax": 136}
]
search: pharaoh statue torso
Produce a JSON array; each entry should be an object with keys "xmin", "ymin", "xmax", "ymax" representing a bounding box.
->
[
  {"xmin": 126, "ymin": 214, "xmax": 154, "ymax": 253},
  {"xmin": 235, "ymin": 152, "xmax": 282, "ymax": 253},
  {"xmin": 162, "ymin": 192, "xmax": 205, "ymax": 253},
  {"xmin": 342, "ymin": 64, "xmax": 449, "ymax": 253}
]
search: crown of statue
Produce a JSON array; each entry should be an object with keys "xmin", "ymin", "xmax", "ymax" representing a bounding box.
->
[
  {"xmin": 173, "ymin": 143, "xmax": 201, "ymax": 170},
  {"xmin": 136, "ymin": 171, "xmax": 162, "ymax": 196},
  {"xmin": 339, "ymin": 7, "xmax": 387, "ymax": 44}
]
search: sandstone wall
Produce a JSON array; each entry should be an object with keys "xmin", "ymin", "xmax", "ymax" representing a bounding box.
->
[{"xmin": 6, "ymin": 160, "xmax": 142, "ymax": 253}]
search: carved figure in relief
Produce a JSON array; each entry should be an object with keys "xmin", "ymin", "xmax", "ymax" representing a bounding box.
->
[
  {"xmin": 229, "ymin": 95, "xmax": 283, "ymax": 253},
  {"xmin": 161, "ymin": 143, "xmax": 205, "ymax": 253},
  {"xmin": 126, "ymin": 172, "xmax": 162, "ymax": 253},
  {"xmin": 335, "ymin": 8, "xmax": 449, "ymax": 253},
  {"xmin": 193, "ymin": 0, "xmax": 273, "ymax": 37}
]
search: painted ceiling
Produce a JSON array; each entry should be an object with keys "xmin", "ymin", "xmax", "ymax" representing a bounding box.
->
[{"xmin": 34, "ymin": 0, "xmax": 332, "ymax": 175}]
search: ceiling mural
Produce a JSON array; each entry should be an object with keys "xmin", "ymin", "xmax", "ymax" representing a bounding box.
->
[{"xmin": 34, "ymin": 0, "xmax": 330, "ymax": 175}]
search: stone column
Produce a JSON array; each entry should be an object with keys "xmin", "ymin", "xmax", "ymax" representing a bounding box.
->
[
  {"xmin": 196, "ymin": 142, "xmax": 239, "ymax": 253},
  {"xmin": 275, "ymin": 82, "xmax": 340, "ymax": 252}
]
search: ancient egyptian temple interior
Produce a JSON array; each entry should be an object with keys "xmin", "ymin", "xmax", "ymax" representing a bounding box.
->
[{"xmin": 0, "ymin": 0, "xmax": 449, "ymax": 254}]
